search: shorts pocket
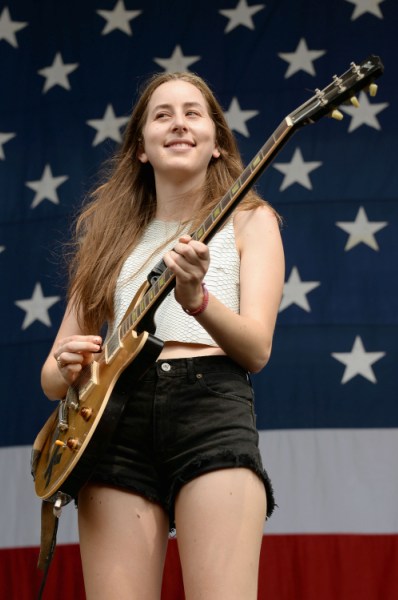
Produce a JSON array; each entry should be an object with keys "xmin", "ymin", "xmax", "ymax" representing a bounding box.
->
[{"xmin": 195, "ymin": 371, "xmax": 253, "ymax": 405}]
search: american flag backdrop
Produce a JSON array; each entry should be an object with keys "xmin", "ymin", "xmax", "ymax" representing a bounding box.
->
[{"xmin": 0, "ymin": 0, "xmax": 397, "ymax": 598}]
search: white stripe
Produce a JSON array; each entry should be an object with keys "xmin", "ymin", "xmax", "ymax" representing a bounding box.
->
[
  {"xmin": 1, "ymin": 428, "xmax": 397, "ymax": 548},
  {"xmin": 260, "ymin": 428, "xmax": 398, "ymax": 534},
  {"xmin": 0, "ymin": 446, "xmax": 78, "ymax": 548}
]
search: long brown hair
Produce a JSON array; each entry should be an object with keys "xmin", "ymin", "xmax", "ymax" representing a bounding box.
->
[{"xmin": 68, "ymin": 72, "xmax": 275, "ymax": 333}]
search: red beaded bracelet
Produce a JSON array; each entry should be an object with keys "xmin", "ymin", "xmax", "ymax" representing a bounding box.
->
[{"xmin": 182, "ymin": 283, "xmax": 209, "ymax": 316}]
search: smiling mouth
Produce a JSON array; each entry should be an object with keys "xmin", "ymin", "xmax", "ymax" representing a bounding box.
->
[{"xmin": 165, "ymin": 141, "xmax": 195, "ymax": 148}]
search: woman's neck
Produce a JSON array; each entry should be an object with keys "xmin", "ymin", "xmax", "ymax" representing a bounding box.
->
[{"xmin": 154, "ymin": 172, "xmax": 205, "ymax": 222}]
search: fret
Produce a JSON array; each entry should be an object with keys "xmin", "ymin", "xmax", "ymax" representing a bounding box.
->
[
  {"xmin": 195, "ymin": 225, "xmax": 205, "ymax": 240},
  {"xmin": 251, "ymin": 154, "xmax": 261, "ymax": 169},
  {"xmin": 204, "ymin": 214, "xmax": 214, "ymax": 232},
  {"xmin": 231, "ymin": 180, "xmax": 241, "ymax": 196},
  {"xmin": 212, "ymin": 204, "xmax": 222, "ymax": 219},
  {"xmin": 125, "ymin": 313, "xmax": 133, "ymax": 331},
  {"xmin": 105, "ymin": 329, "xmax": 121, "ymax": 364},
  {"xmin": 120, "ymin": 321, "xmax": 126, "ymax": 337}
]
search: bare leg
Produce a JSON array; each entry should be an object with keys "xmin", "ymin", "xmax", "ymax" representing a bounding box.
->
[
  {"xmin": 175, "ymin": 468, "xmax": 266, "ymax": 600},
  {"xmin": 78, "ymin": 484, "xmax": 169, "ymax": 600}
]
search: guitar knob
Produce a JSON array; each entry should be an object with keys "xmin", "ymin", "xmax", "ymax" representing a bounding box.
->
[
  {"xmin": 55, "ymin": 438, "xmax": 80, "ymax": 450},
  {"xmin": 330, "ymin": 109, "xmax": 344, "ymax": 121},
  {"xmin": 350, "ymin": 96, "xmax": 360, "ymax": 108},
  {"xmin": 369, "ymin": 83, "xmax": 378, "ymax": 97},
  {"xmin": 80, "ymin": 407, "xmax": 93, "ymax": 421},
  {"xmin": 66, "ymin": 438, "xmax": 80, "ymax": 451}
]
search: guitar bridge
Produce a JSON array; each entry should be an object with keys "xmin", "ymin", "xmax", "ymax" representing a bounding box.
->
[
  {"xmin": 66, "ymin": 385, "xmax": 79, "ymax": 411},
  {"xmin": 58, "ymin": 400, "xmax": 69, "ymax": 431}
]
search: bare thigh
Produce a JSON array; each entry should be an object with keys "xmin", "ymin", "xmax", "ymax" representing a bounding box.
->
[
  {"xmin": 175, "ymin": 468, "xmax": 267, "ymax": 600},
  {"xmin": 78, "ymin": 484, "xmax": 169, "ymax": 600}
]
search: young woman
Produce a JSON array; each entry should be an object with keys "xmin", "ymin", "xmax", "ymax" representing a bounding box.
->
[{"xmin": 41, "ymin": 72, "xmax": 285, "ymax": 600}]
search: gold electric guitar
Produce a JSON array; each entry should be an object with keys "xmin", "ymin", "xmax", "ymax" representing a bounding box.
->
[{"xmin": 32, "ymin": 55, "xmax": 384, "ymax": 506}]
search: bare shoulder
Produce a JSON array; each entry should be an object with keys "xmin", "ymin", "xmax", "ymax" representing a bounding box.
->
[{"xmin": 234, "ymin": 204, "xmax": 282, "ymax": 250}]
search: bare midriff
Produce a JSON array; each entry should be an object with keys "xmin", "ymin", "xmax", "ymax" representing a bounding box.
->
[{"xmin": 158, "ymin": 341, "xmax": 226, "ymax": 361}]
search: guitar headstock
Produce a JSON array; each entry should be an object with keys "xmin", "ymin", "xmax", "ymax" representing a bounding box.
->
[{"xmin": 290, "ymin": 55, "xmax": 384, "ymax": 126}]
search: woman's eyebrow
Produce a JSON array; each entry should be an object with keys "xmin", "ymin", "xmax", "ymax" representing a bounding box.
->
[{"xmin": 151, "ymin": 101, "xmax": 204, "ymax": 112}]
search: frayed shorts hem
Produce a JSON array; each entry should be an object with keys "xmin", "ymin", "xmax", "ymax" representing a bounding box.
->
[{"xmin": 90, "ymin": 449, "xmax": 275, "ymax": 529}]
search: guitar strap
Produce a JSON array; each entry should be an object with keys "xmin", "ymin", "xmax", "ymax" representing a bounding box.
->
[
  {"xmin": 31, "ymin": 407, "xmax": 63, "ymax": 598},
  {"xmin": 36, "ymin": 501, "xmax": 59, "ymax": 599}
]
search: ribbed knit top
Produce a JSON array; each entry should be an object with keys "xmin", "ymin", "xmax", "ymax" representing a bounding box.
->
[{"xmin": 107, "ymin": 217, "xmax": 240, "ymax": 346}]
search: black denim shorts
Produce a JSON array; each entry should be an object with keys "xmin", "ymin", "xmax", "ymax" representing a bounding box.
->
[{"xmin": 89, "ymin": 355, "xmax": 275, "ymax": 525}]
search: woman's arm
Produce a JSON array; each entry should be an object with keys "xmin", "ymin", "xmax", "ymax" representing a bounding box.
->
[
  {"xmin": 165, "ymin": 205, "xmax": 285, "ymax": 372},
  {"xmin": 41, "ymin": 302, "xmax": 102, "ymax": 400}
]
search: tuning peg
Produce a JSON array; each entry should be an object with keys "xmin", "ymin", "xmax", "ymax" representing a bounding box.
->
[
  {"xmin": 350, "ymin": 96, "xmax": 360, "ymax": 108},
  {"xmin": 369, "ymin": 83, "xmax": 378, "ymax": 97},
  {"xmin": 329, "ymin": 109, "xmax": 344, "ymax": 121}
]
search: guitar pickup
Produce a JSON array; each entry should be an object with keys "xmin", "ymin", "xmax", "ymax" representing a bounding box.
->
[{"xmin": 78, "ymin": 361, "xmax": 99, "ymax": 402}]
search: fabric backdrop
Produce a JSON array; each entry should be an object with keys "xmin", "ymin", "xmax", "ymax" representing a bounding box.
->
[{"xmin": 0, "ymin": 0, "xmax": 397, "ymax": 598}]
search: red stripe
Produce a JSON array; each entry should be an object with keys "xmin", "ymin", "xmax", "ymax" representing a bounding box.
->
[
  {"xmin": 259, "ymin": 534, "xmax": 398, "ymax": 600},
  {"xmin": 2, "ymin": 535, "xmax": 398, "ymax": 599}
]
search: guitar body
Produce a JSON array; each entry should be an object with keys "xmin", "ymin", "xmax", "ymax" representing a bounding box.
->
[{"xmin": 34, "ymin": 328, "xmax": 163, "ymax": 500}]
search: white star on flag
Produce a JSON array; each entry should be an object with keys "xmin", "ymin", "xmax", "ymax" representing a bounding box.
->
[
  {"xmin": 219, "ymin": 0, "xmax": 265, "ymax": 33},
  {"xmin": 336, "ymin": 206, "xmax": 387, "ymax": 251},
  {"xmin": 0, "ymin": 7, "xmax": 28, "ymax": 48},
  {"xmin": 340, "ymin": 91, "xmax": 388, "ymax": 132},
  {"xmin": 26, "ymin": 164, "xmax": 68, "ymax": 208},
  {"xmin": 273, "ymin": 147, "xmax": 322, "ymax": 191},
  {"xmin": 278, "ymin": 38, "xmax": 326, "ymax": 78},
  {"xmin": 154, "ymin": 45, "xmax": 201, "ymax": 73},
  {"xmin": 87, "ymin": 104, "xmax": 130, "ymax": 146},
  {"xmin": 279, "ymin": 267, "xmax": 321, "ymax": 312},
  {"xmin": 15, "ymin": 283, "xmax": 60, "ymax": 330},
  {"xmin": 97, "ymin": 0, "xmax": 142, "ymax": 35},
  {"xmin": 223, "ymin": 97, "xmax": 259, "ymax": 137},
  {"xmin": 38, "ymin": 52, "xmax": 79, "ymax": 93},
  {"xmin": 345, "ymin": 0, "xmax": 385, "ymax": 20},
  {"xmin": 0, "ymin": 132, "xmax": 16, "ymax": 160},
  {"xmin": 332, "ymin": 335, "xmax": 386, "ymax": 384},
  {"xmin": 0, "ymin": 245, "xmax": 5, "ymax": 254}
]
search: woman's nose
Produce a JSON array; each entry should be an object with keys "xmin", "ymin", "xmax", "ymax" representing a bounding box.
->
[{"xmin": 172, "ymin": 112, "xmax": 188, "ymax": 131}]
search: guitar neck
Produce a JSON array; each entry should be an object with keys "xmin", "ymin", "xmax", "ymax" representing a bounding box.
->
[
  {"xmin": 118, "ymin": 116, "xmax": 295, "ymax": 340},
  {"xmin": 191, "ymin": 117, "xmax": 294, "ymax": 243}
]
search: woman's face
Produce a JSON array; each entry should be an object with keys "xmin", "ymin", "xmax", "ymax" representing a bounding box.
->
[{"xmin": 138, "ymin": 80, "xmax": 220, "ymax": 182}]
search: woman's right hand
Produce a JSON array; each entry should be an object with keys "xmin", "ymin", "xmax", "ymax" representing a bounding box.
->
[{"xmin": 53, "ymin": 335, "xmax": 102, "ymax": 386}]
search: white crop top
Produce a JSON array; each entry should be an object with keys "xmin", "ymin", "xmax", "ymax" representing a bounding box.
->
[{"xmin": 107, "ymin": 217, "xmax": 240, "ymax": 347}]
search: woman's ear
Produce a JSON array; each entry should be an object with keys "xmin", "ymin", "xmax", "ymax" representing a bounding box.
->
[
  {"xmin": 137, "ymin": 138, "xmax": 148, "ymax": 163},
  {"xmin": 138, "ymin": 150, "xmax": 148, "ymax": 163},
  {"xmin": 212, "ymin": 147, "xmax": 221, "ymax": 159}
]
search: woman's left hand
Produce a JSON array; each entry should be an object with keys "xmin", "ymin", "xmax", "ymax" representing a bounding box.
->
[{"xmin": 163, "ymin": 234, "xmax": 209, "ymax": 312}]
